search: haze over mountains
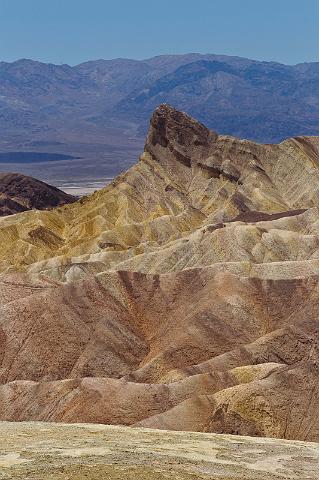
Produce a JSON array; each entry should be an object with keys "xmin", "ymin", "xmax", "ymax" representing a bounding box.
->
[
  {"xmin": 3, "ymin": 53, "xmax": 319, "ymax": 185},
  {"xmin": 0, "ymin": 105, "xmax": 319, "ymax": 442}
]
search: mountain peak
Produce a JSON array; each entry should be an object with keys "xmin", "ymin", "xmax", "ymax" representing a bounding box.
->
[{"xmin": 145, "ymin": 104, "xmax": 218, "ymax": 168}]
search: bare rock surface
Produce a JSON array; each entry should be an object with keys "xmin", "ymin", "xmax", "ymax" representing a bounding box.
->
[{"xmin": 0, "ymin": 422, "xmax": 318, "ymax": 480}]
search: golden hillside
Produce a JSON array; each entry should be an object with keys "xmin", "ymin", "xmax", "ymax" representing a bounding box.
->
[{"xmin": 2, "ymin": 105, "xmax": 319, "ymax": 278}]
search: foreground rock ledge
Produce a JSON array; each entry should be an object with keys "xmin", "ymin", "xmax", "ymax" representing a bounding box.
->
[{"xmin": 0, "ymin": 422, "xmax": 318, "ymax": 479}]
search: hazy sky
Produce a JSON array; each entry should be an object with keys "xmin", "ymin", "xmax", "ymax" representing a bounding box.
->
[{"xmin": 0, "ymin": 0, "xmax": 318, "ymax": 65}]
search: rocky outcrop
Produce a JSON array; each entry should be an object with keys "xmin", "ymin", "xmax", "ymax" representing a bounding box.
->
[
  {"xmin": 0, "ymin": 106, "xmax": 319, "ymax": 441},
  {"xmin": 0, "ymin": 172, "xmax": 76, "ymax": 216}
]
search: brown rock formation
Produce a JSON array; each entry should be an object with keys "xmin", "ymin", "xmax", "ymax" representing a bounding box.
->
[
  {"xmin": 0, "ymin": 172, "xmax": 76, "ymax": 216},
  {"xmin": 0, "ymin": 105, "xmax": 319, "ymax": 442}
]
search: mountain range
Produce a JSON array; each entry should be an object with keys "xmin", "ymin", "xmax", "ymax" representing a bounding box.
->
[
  {"xmin": 2, "ymin": 53, "xmax": 319, "ymax": 184},
  {"xmin": 0, "ymin": 105, "xmax": 319, "ymax": 442}
]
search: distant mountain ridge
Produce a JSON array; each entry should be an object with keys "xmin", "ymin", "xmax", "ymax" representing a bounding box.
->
[
  {"xmin": 2, "ymin": 53, "xmax": 319, "ymax": 146},
  {"xmin": 2, "ymin": 53, "xmax": 319, "ymax": 186}
]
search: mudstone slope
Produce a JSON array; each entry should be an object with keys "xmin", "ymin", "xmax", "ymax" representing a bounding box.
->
[{"xmin": 0, "ymin": 105, "xmax": 319, "ymax": 442}]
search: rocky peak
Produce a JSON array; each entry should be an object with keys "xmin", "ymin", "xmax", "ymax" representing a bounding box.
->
[{"xmin": 145, "ymin": 104, "xmax": 218, "ymax": 169}]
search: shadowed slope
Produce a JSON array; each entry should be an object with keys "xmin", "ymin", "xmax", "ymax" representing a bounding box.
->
[{"xmin": 0, "ymin": 172, "xmax": 76, "ymax": 216}]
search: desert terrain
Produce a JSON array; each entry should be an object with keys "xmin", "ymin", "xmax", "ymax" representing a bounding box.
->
[
  {"xmin": 1, "ymin": 422, "xmax": 318, "ymax": 479},
  {"xmin": 0, "ymin": 105, "xmax": 318, "ymax": 444}
]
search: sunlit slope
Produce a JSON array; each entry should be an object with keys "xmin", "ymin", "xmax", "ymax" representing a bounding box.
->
[{"xmin": 2, "ymin": 105, "xmax": 319, "ymax": 276}]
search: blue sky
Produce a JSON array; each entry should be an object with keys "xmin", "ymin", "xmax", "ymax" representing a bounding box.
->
[{"xmin": 0, "ymin": 0, "xmax": 318, "ymax": 65}]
